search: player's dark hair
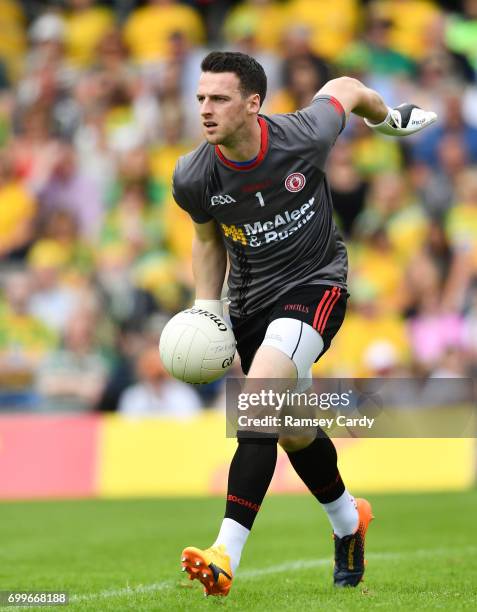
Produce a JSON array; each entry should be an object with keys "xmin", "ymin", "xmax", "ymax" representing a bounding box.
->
[{"xmin": 201, "ymin": 51, "xmax": 267, "ymax": 108}]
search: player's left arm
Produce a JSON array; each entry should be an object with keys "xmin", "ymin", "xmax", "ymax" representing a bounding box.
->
[{"xmin": 317, "ymin": 76, "xmax": 437, "ymax": 136}]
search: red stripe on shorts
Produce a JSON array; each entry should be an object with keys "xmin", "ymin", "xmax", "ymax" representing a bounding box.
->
[
  {"xmin": 312, "ymin": 289, "xmax": 331, "ymax": 330},
  {"xmin": 317, "ymin": 287, "xmax": 341, "ymax": 334}
]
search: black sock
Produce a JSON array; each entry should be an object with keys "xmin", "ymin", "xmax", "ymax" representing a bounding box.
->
[
  {"xmin": 286, "ymin": 433, "xmax": 345, "ymax": 503},
  {"xmin": 225, "ymin": 437, "xmax": 277, "ymax": 530}
]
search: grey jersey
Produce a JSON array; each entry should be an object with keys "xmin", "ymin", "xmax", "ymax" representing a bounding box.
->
[{"xmin": 173, "ymin": 95, "xmax": 348, "ymax": 318}]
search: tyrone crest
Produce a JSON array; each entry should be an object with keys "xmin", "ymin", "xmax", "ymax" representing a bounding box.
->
[{"xmin": 285, "ymin": 172, "xmax": 306, "ymax": 192}]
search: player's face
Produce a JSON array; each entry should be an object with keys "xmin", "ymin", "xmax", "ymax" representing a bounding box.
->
[{"xmin": 197, "ymin": 72, "xmax": 258, "ymax": 145}]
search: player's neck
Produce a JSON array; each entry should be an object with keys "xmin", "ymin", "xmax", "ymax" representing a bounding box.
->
[{"xmin": 218, "ymin": 118, "xmax": 262, "ymax": 162}]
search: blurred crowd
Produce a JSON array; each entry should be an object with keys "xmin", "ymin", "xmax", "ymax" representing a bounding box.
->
[{"xmin": 0, "ymin": 0, "xmax": 476, "ymax": 415}]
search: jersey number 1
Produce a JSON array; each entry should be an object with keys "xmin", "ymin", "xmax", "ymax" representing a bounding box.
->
[{"xmin": 255, "ymin": 191, "xmax": 265, "ymax": 207}]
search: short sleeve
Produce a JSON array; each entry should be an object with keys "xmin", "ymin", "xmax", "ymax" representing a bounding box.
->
[
  {"xmin": 172, "ymin": 160, "xmax": 212, "ymax": 224},
  {"xmin": 295, "ymin": 95, "xmax": 346, "ymax": 170}
]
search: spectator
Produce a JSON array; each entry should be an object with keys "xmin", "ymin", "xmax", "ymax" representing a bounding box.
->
[
  {"xmin": 36, "ymin": 304, "xmax": 109, "ymax": 411},
  {"xmin": 95, "ymin": 243, "xmax": 159, "ymax": 328},
  {"xmin": 0, "ymin": 150, "xmax": 37, "ymax": 261},
  {"xmin": 0, "ymin": 271, "xmax": 57, "ymax": 409},
  {"xmin": 442, "ymin": 167, "xmax": 477, "ymax": 311},
  {"xmin": 408, "ymin": 289, "xmax": 466, "ymax": 374},
  {"xmin": 368, "ymin": 0, "xmax": 441, "ymax": 61},
  {"xmin": 118, "ymin": 346, "xmax": 202, "ymax": 417},
  {"xmin": 161, "ymin": 30, "xmax": 209, "ymax": 113},
  {"xmin": 405, "ymin": 219, "xmax": 452, "ymax": 315},
  {"xmin": 280, "ymin": 23, "xmax": 324, "ymax": 63},
  {"xmin": 91, "ymin": 28, "xmax": 134, "ymax": 81},
  {"xmin": 421, "ymin": 13, "xmax": 475, "ymax": 84},
  {"xmin": 28, "ymin": 239, "xmax": 79, "ymax": 333},
  {"xmin": 102, "ymin": 145, "xmax": 166, "ymax": 257},
  {"xmin": 286, "ymin": 0, "xmax": 360, "ymax": 61},
  {"xmin": 29, "ymin": 139, "xmax": 104, "ymax": 240},
  {"xmin": 268, "ymin": 53, "xmax": 330, "ymax": 114},
  {"xmin": 0, "ymin": 0, "xmax": 26, "ymax": 82},
  {"xmin": 123, "ymin": 0, "xmax": 205, "ymax": 65},
  {"xmin": 448, "ymin": 167, "xmax": 477, "ymax": 245},
  {"xmin": 27, "ymin": 12, "xmax": 66, "ymax": 72},
  {"xmin": 38, "ymin": 209, "xmax": 95, "ymax": 278},
  {"xmin": 223, "ymin": 0, "xmax": 287, "ymax": 55},
  {"xmin": 412, "ymin": 133, "xmax": 469, "ymax": 220},
  {"xmin": 446, "ymin": 0, "xmax": 477, "ymax": 75},
  {"xmin": 353, "ymin": 171, "xmax": 429, "ymax": 265},
  {"xmin": 327, "ymin": 141, "xmax": 368, "ymax": 237},
  {"xmin": 363, "ymin": 341, "xmax": 402, "ymax": 377},
  {"xmin": 96, "ymin": 324, "xmax": 146, "ymax": 412},
  {"xmin": 150, "ymin": 105, "xmax": 193, "ymax": 185},
  {"xmin": 349, "ymin": 226, "xmax": 406, "ymax": 315},
  {"xmin": 151, "ymin": 56, "xmax": 199, "ymax": 141},
  {"xmin": 347, "ymin": 117, "xmax": 403, "ymax": 178},
  {"xmin": 64, "ymin": 0, "xmax": 114, "ymax": 69},
  {"xmin": 429, "ymin": 345, "xmax": 470, "ymax": 378},
  {"xmin": 10, "ymin": 104, "xmax": 56, "ymax": 181},
  {"xmin": 338, "ymin": 14, "xmax": 416, "ymax": 80},
  {"xmin": 72, "ymin": 80, "xmax": 119, "ymax": 195},
  {"xmin": 23, "ymin": 12, "xmax": 79, "ymax": 139},
  {"xmin": 410, "ymin": 87, "xmax": 477, "ymax": 168}
]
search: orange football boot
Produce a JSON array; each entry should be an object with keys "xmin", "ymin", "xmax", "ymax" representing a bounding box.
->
[{"xmin": 181, "ymin": 544, "xmax": 233, "ymax": 596}]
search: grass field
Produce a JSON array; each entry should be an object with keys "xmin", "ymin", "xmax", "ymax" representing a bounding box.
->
[{"xmin": 1, "ymin": 490, "xmax": 476, "ymax": 611}]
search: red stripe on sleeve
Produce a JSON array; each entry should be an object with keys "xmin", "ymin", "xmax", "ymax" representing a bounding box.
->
[{"xmin": 327, "ymin": 96, "xmax": 345, "ymax": 118}]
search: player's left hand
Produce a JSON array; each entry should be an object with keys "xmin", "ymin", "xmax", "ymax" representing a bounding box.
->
[
  {"xmin": 194, "ymin": 299, "xmax": 224, "ymax": 317},
  {"xmin": 364, "ymin": 104, "xmax": 437, "ymax": 136}
]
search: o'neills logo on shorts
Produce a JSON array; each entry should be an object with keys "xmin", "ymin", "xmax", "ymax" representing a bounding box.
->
[
  {"xmin": 284, "ymin": 303, "xmax": 309, "ymax": 313},
  {"xmin": 227, "ymin": 494, "xmax": 260, "ymax": 512},
  {"xmin": 285, "ymin": 172, "xmax": 306, "ymax": 192}
]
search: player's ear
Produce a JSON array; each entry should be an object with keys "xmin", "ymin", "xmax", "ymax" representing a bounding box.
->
[{"xmin": 247, "ymin": 93, "xmax": 261, "ymax": 115}]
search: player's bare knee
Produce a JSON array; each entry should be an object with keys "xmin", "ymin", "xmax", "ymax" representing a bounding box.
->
[
  {"xmin": 247, "ymin": 346, "xmax": 297, "ymax": 379},
  {"xmin": 278, "ymin": 434, "xmax": 315, "ymax": 452}
]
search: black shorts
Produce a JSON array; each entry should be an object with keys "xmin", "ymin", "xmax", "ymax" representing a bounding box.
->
[{"xmin": 230, "ymin": 284, "xmax": 348, "ymax": 375}]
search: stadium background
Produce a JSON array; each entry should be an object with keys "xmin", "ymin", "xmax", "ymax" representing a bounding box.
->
[{"xmin": 0, "ymin": 0, "xmax": 475, "ymax": 500}]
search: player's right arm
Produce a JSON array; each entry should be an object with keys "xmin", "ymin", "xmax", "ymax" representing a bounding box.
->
[
  {"xmin": 172, "ymin": 155, "xmax": 227, "ymax": 317},
  {"xmin": 192, "ymin": 219, "xmax": 227, "ymax": 306}
]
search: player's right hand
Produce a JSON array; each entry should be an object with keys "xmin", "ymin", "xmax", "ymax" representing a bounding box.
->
[{"xmin": 364, "ymin": 104, "xmax": 437, "ymax": 137}]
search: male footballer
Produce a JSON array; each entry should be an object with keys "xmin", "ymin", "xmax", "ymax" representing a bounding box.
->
[{"xmin": 173, "ymin": 51, "xmax": 436, "ymax": 596}]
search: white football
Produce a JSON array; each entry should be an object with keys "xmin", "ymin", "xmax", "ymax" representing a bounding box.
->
[{"xmin": 159, "ymin": 308, "xmax": 236, "ymax": 384}]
